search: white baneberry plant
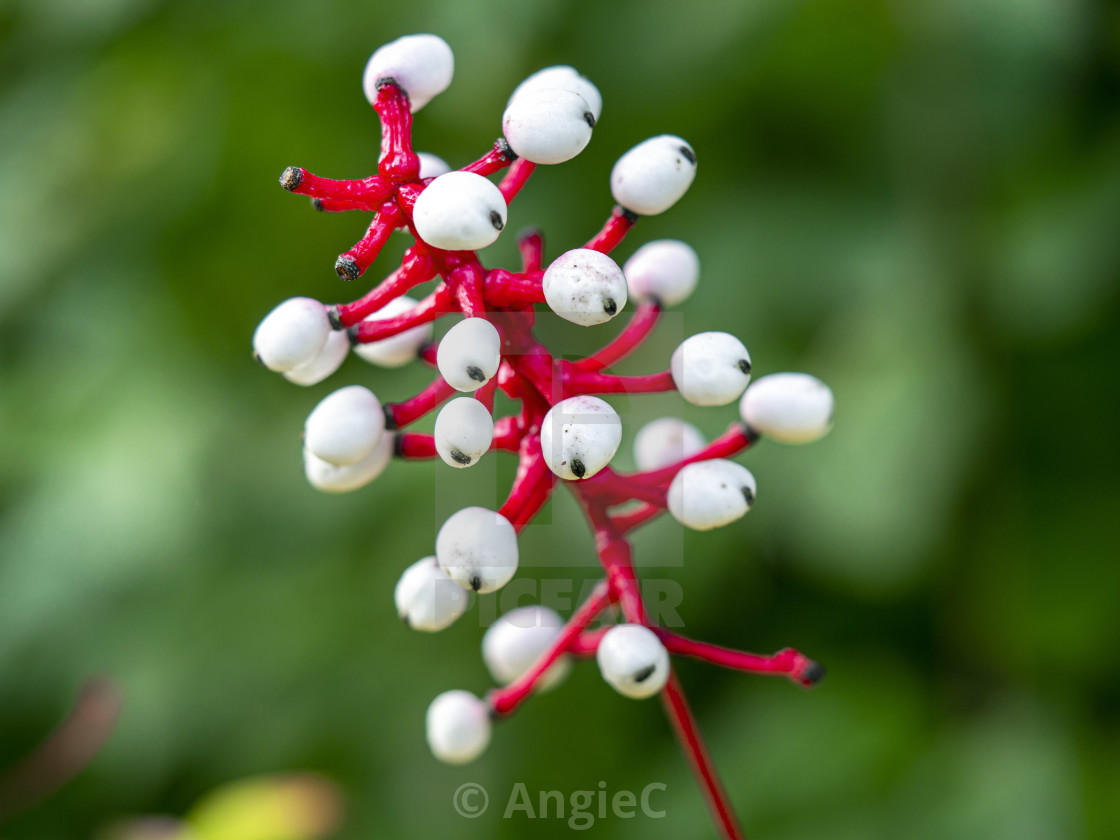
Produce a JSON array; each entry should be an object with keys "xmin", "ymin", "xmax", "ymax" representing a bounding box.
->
[{"xmin": 255, "ymin": 33, "xmax": 835, "ymax": 839}]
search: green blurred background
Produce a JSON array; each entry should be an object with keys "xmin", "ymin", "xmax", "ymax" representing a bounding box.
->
[{"xmin": 2, "ymin": 0, "xmax": 1119, "ymax": 837}]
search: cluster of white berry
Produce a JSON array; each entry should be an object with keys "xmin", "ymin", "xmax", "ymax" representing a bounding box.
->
[{"xmin": 252, "ymin": 33, "xmax": 833, "ymax": 772}]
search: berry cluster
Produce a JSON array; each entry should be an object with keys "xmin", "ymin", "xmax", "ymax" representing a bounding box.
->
[{"xmin": 254, "ymin": 34, "xmax": 834, "ymax": 840}]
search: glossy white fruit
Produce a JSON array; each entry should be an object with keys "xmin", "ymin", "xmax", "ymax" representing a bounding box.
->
[
  {"xmin": 302, "ymin": 432, "xmax": 393, "ymax": 493},
  {"xmin": 394, "ymin": 556, "xmax": 470, "ymax": 632},
  {"xmin": 503, "ymin": 88, "xmax": 595, "ymax": 165},
  {"xmin": 303, "ymin": 385, "xmax": 385, "ymax": 466},
  {"xmin": 426, "ymin": 690, "xmax": 490, "ymax": 764},
  {"xmin": 282, "ymin": 329, "xmax": 349, "ymax": 386},
  {"xmin": 436, "ymin": 507, "xmax": 519, "ymax": 593},
  {"xmin": 253, "ymin": 297, "xmax": 331, "ymax": 372},
  {"xmin": 633, "ymin": 418, "xmax": 706, "ymax": 471},
  {"xmin": 352, "ymin": 295, "xmax": 431, "ymax": 368},
  {"xmin": 596, "ymin": 624, "xmax": 670, "ymax": 699},
  {"xmin": 482, "ymin": 605, "xmax": 571, "ymax": 692},
  {"xmin": 413, "ymin": 171, "xmax": 507, "ymax": 251},
  {"xmin": 362, "ymin": 34, "xmax": 454, "ymax": 113},
  {"xmin": 434, "ymin": 397, "xmax": 494, "ymax": 468},
  {"xmin": 508, "ymin": 65, "xmax": 602, "ymax": 122},
  {"xmin": 540, "ymin": 396, "xmax": 622, "ymax": 481},
  {"xmin": 739, "ymin": 373, "xmax": 834, "ymax": 444},
  {"xmin": 667, "ymin": 459, "xmax": 756, "ymax": 531},
  {"xmin": 610, "ymin": 135, "xmax": 696, "ymax": 216},
  {"xmin": 542, "ymin": 248, "xmax": 627, "ymax": 327},
  {"xmin": 437, "ymin": 318, "xmax": 502, "ymax": 392},
  {"xmin": 671, "ymin": 332, "xmax": 752, "ymax": 407},
  {"xmin": 623, "ymin": 239, "xmax": 699, "ymax": 307}
]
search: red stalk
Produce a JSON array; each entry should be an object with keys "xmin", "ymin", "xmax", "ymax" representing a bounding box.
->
[
  {"xmin": 577, "ymin": 301, "xmax": 660, "ymax": 371},
  {"xmin": 498, "ymin": 158, "xmax": 536, "ymax": 203},
  {"xmin": 374, "ymin": 81, "xmax": 420, "ymax": 183},
  {"xmin": 585, "ymin": 206, "xmax": 637, "ymax": 253},
  {"xmin": 352, "ymin": 286, "xmax": 455, "ymax": 343}
]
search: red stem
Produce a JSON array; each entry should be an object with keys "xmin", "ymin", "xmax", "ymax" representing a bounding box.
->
[
  {"xmin": 499, "ymin": 159, "xmax": 536, "ymax": 204},
  {"xmin": 336, "ymin": 202, "xmax": 403, "ymax": 280},
  {"xmin": 280, "ymin": 168, "xmax": 392, "ymax": 204},
  {"xmin": 488, "ymin": 580, "xmax": 613, "ymax": 716},
  {"xmin": 517, "ymin": 229, "xmax": 543, "ymax": 273},
  {"xmin": 657, "ymin": 634, "xmax": 824, "ymax": 687},
  {"xmin": 483, "ymin": 269, "xmax": 546, "ymax": 307},
  {"xmin": 334, "ymin": 247, "xmax": 437, "ymax": 327},
  {"xmin": 352, "ymin": 286, "xmax": 456, "ymax": 342},
  {"xmin": 395, "ymin": 432, "xmax": 437, "ymax": 459},
  {"xmin": 585, "ymin": 206, "xmax": 637, "ymax": 253},
  {"xmin": 563, "ymin": 367, "xmax": 676, "ymax": 396},
  {"xmin": 374, "ymin": 81, "xmax": 420, "ymax": 183},
  {"xmin": 460, "ymin": 140, "xmax": 516, "ymax": 177},
  {"xmin": 660, "ymin": 672, "xmax": 746, "ymax": 840},
  {"xmin": 577, "ymin": 301, "xmax": 661, "ymax": 371},
  {"xmin": 497, "ymin": 434, "xmax": 555, "ymax": 532},
  {"xmin": 630, "ymin": 424, "xmax": 755, "ymax": 487},
  {"xmin": 314, "ymin": 197, "xmax": 381, "ymax": 213},
  {"xmin": 386, "ymin": 376, "xmax": 456, "ymax": 428}
]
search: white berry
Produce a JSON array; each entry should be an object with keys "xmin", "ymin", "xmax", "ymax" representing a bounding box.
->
[
  {"xmin": 623, "ymin": 240, "xmax": 699, "ymax": 307},
  {"xmin": 434, "ymin": 397, "xmax": 494, "ymax": 468},
  {"xmin": 437, "ymin": 318, "xmax": 502, "ymax": 392},
  {"xmin": 436, "ymin": 507, "xmax": 519, "ymax": 593},
  {"xmin": 303, "ymin": 432, "xmax": 393, "ymax": 493},
  {"xmin": 540, "ymin": 395, "xmax": 622, "ymax": 481},
  {"xmin": 394, "ymin": 556, "xmax": 470, "ymax": 632},
  {"xmin": 542, "ymin": 248, "xmax": 627, "ymax": 327},
  {"xmin": 597, "ymin": 624, "xmax": 670, "ymax": 699},
  {"xmin": 282, "ymin": 329, "xmax": 349, "ymax": 386},
  {"xmin": 508, "ymin": 65, "xmax": 602, "ymax": 122},
  {"xmin": 482, "ymin": 605, "xmax": 571, "ymax": 692},
  {"xmin": 352, "ymin": 295, "xmax": 431, "ymax": 368},
  {"xmin": 633, "ymin": 418, "xmax": 706, "ymax": 471},
  {"xmin": 303, "ymin": 385, "xmax": 385, "ymax": 466},
  {"xmin": 362, "ymin": 34, "xmax": 454, "ymax": 113},
  {"xmin": 413, "ymin": 171, "xmax": 507, "ymax": 251},
  {"xmin": 610, "ymin": 135, "xmax": 696, "ymax": 216},
  {"xmin": 426, "ymin": 690, "xmax": 490, "ymax": 764},
  {"xmin": 739, "ymin": 373, "xmax": 834, "ymax": 444},
  {"xmin": 253, "ymin": 297, "xmax": 331, "ymax": 372},
  {"xmin": 667, "ymin": 459, "xmax": 756, "ymax": 531},
  {"xmin": 502, "ymin": 88, "xmax": 595, "ymax": 165},
  {"xmin": 416, "ymin": 151, "xmax": 451, "ymax": 179},
  {"xmin": 671, "ymin": 332, "xmax": 752, "ymax": 407}
]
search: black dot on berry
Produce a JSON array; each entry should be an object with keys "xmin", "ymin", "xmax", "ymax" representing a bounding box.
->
[
  {"xmin": 633, "ymin": 665, "xmax": 656, "ymax": 683},
  {"xmin": 738, "ymin": 359, "xmax": 751, "ymax": 374},
  {"xmin": 470, "ymin": 575, "xmax": 483, "ymax": 592},
  {"xmin": 570, "ymin": 458, "xmax": 586, "ymax": 479},
  {"xmin": 583, "ymin": 111, "xmax": 596, "ymax": 129},
  {"xmin": 490, "ymin": 211, "xmax": 504, "ymax": 231},
  {"xmin": 311, "ymin": 197, "xmax": 324, "ymax": 212},
  {"xmin": 742, "ymin": 487, "xmax": 755, "ymax": 507},
  {"xmin": 467, "ymin": 365, "xmax": 485, "ymax": 382},
  {"xmin": 450, "ymin": 449, "xmax": 472, "ymax": 465},
  {"xmin": 603, "ymin": 297, "xmax": 617, "ymax": 315},
  {"xmin": 678, "ymin": 145, "xmax": 696, "ymax": 164},
  {"xmin": 253, "ymin": 352, "xmax": 268, "ymax": 369}
]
